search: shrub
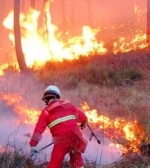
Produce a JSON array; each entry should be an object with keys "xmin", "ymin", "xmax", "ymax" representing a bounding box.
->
[
  {"xmin": 0, "ymin": 151, "xmax": 36, "ymax": 168},
  {"xmin": 120, "ymin": 68, "xmax": 142, "ymax": 81}
]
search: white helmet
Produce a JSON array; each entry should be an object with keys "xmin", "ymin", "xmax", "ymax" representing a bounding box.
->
[{"xmin": 42, "ymin": 85, "xmax": 61, "ymax": 102}]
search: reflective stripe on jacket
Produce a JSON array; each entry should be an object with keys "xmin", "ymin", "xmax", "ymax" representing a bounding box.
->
[
  {"xmin": 48, "ymin": 115, "xmax": 76, "ymax": 128},
  {"xmin": 29, "ymin": 100, "xmax": 87, "ymax": 146}
]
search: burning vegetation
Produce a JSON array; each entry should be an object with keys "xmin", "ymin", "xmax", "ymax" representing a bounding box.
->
[
  {"xmin": 0, "ymin": 0, "xmax": 150, "ymax": 167},
  {"xmin": 0, "ymin": 0, "xmax": 148, "ymax": 71}
]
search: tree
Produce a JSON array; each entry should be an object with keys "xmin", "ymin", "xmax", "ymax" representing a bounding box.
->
[
  {"xmin": 14, "ymin": 0, "xmax": 28, "ymax": 72},
  {"xmin": 147, "ymin": 0, "xmax": 150, "ymax": 43},
  {"xmin": 31, "ymin": 0, "xmax": 35, "ymax": 9}
]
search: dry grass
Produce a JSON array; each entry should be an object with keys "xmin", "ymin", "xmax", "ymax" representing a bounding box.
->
[
  {"xmin": 0, "ymin": 49, "xmax": 150, "ymax": 167},
  {"xmin": 38, "ymin": 50, "xmax": 150, "ymax": 136}
]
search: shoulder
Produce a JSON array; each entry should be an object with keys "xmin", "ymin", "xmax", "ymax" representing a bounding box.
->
[
  {"xmin": 60, "ymin": 100, "xmax": 71, "ymax": 104},
  {"xmin": 40, "ymin": 108, "xmax": 49, "ymax": 117},
  {"xmin": 59, "ymin": 100, "xmax": 75, "ymax": 109}
]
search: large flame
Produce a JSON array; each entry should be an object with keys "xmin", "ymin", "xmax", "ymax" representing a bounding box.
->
[
  {"xmin": 1, "ymin": 93, "xmax": 40, "ymax": 124},
  {"xmin": 0, "ymin": 1, "xmax": 147, "ymax": 158},
  {"xmin": 1, "ymin": 93, "xmax": 145, "ymax": 155},
  {"xmin": 81, "ymin": 102, "xmax": 145, "ymax": 154},
  {"xmin": 2, "ymin": 1, "xmax": 148, "ymax": 69}
]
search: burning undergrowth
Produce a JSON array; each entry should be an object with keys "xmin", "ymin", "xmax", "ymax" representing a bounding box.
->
[
  {"xmin": 1, "ymin": 0, "xmax": 148, "ymax": 70},
  {"xmin": 0, "ymin": 69, "xmax": 149, "ymax": 167},
  {"xmin": 0, "ymin": 0, "xmax": 149, "ymax": 167},
  {"xmin": 0, "ymin": 48, "xmax": 149, "ymax": 167}
]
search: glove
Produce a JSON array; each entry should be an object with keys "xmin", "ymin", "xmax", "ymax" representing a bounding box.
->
[
  {"xmin": 30, "ymin": 146, "xmax": 39, "ymax": 154},
  {"xmin": 80, "ymin": 122, "xmax": 88, "ymax": 130}
]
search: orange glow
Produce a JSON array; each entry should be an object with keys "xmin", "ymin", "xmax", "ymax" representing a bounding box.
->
[
  {"xmin": 0, "ymin": 64, "xmax": 10, "ymax": 76},
  {"xmin": 81, "ymin": 102, "xmax": 145, "ymax": 154},
  {"xmin": 1, "ymin": 93, "xmax": 40, "ymax": 124},
  {"xmin": 134, "ymin": 0, "xmax": 138, "ymax": 14},
  {"xmin": 14, "ymin": 105, "xmax": 40, "ymax": 124},
  {"xmin": 0, "ymin": 93, "xmax": 145, "ymax": 155},
  {"xmin": 2, "ymin": 2, "xmax": 148, "ymax": 70}
]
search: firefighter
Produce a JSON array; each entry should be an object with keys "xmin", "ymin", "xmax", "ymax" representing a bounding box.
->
[{"xmin": 29, "ymin": 85, "xmax": 88, "ymax": 168}]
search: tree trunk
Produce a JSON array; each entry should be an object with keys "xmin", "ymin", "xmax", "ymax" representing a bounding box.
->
[
  {"xmin": 14, "ymin": 0, "xmax": 28, "ymax": 72},
  {"xmin": 43, "ymin": 0, "xmax": 47, "ymax": 10},
  {"xmin": 147, "ymin": 0, "xmax": 150, "ymax": 43},
  {"xmin": 31, "ymin": 0, "xmax": 35, "ymax": 9}
]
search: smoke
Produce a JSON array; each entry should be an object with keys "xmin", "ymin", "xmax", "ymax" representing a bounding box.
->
[
  {"xmin": 0, "ymin": 72, "xmax": 122, "ymax": 165},
  {"xmin": 84, "ymin": 138, "xmax": 121, "ymax": 166},
  {"xmin": 0, "ymin": 72, "xmax": 45, "ymax": 146},
  {"xmin": 81, "ymin": 128, "xmax": 122, "ymax": 166},
  {"xmin": 0, "ymin": 0, "xmax": 147, "ymax": 165},
  {"xmin": 0, "ymin": 0, "xmax": 147, "ymax": 65}
]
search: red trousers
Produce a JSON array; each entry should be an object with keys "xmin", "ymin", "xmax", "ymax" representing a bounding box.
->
[{"xmin": 47, "ymin": 144, "xmax": 84, "ymax": 168}]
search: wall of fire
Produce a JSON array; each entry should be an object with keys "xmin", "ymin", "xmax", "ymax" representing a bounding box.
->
[{"xmin": 0, "ymin": 0, "xmax": 147, "ymax": 64}]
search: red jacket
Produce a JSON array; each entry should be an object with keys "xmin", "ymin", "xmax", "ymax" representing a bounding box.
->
[{"xmin": 30, "ymin": 100, "xmax": 87, "ymax": 152}]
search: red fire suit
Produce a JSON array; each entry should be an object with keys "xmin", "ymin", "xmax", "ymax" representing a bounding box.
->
[{"xmin": 29, "ymin": 99, "xmax": 88, "ymax": 168}]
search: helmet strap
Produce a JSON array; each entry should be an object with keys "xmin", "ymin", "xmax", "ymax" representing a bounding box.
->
[{"xmin": 44, "ymin": 95, "xmax": 59, "ymax": 105}]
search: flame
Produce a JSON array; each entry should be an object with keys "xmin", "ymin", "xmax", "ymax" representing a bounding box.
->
[
  {"xmin": 134, "ymin": 0, "xmax": 138, "ymax": 14},
  {"xmin": 0, "ymin": 93, "xmax": 145, "ymax": 154},
  {"xmin": 0, "ymin": 2, "xmax": 148, "ymax": 154},
  {"xmin": 1, "ymin": 93, "xmax": 40, "ymax": 124},
  {"xmin": 14, "ymin": 105, "xmax": 40, "ymax": 124},
  {"xmin": 2, "ymin": 6, "xmax": 107, "ymax": 67},
  {"xmin": 0, "ymin": 64, "xmax": 10, "ymax": 76},
  {"xmin": 81, "ymin": 102, "xmax": 145, "ymax": 154},
  {"xmin": 2, "ymin": 2, "xmax": 148, "ymax": 70}
]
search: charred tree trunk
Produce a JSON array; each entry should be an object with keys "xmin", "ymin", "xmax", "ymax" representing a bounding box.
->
[
  {"xmin": 31, "ymin": 0, "xmax": 35, "ymax": 9},
  {"xmin": 42, "ymin": 0, "xmax": 47, "ymax": 22},
  {"xmin": 43, "ymin": 0, "xmax": 47, "ymax": 11},
  {"xmin": 43, "ymin": 0, "xmax": 51, "ymax": 47},
  {"xmin": 14, "ymin": 0, "xmax": 28, "ymax": 72},
  {"xmin": 37, "ymin": 0, "xmax": 47, "ymax": 27},
  {"xmin": 147, "ymin": 0, "xmax": 150, "ymax": 43}
]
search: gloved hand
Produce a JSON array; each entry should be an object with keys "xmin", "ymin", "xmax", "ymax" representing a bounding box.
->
[
  {"xmin": 30, "ymin": 146, "xmax": 39, "ymax": 154},
  {"xmin": 80, "ymin": 122, "xmax": 88, "ymax": 130}
]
